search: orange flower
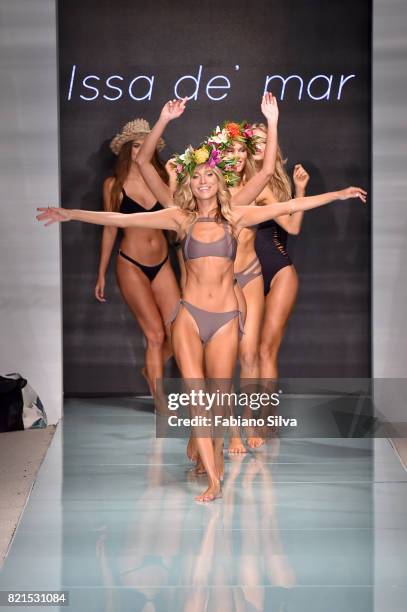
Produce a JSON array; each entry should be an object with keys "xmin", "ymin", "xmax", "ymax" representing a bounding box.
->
[{"xmin": 225, "ymin": 122, "xmax": 241, "ymax": 138}]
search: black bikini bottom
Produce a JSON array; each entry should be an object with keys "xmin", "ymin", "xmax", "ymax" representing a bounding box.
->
[{"xmin": 118, "ymin": 249, "xmax": 168, "ymax": 282}]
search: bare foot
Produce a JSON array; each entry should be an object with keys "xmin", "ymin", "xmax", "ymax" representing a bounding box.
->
[
  {"xmin": 186, "ymin": 436, "xmax": 199, "ymax": 463},
  {"xmin": 247, "ymin": 437, "xmax": 265, "ymax": 449},
  {"xmin": 195, "ymin": 480, "xmax": 222, "ymax": 503},
  {"xmin": 228, "ymin": 436, "xmax": 247, "ymax": 454}
]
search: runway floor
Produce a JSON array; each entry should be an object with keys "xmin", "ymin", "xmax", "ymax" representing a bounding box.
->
[{"xmin": 1, "ymin": 397, "xmax": 407, "ymax": 611}]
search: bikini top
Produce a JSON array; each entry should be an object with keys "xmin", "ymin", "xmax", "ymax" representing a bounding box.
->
[
  {"xmin": 120, "ymin": 188, "xmax": 163, "ymax": 214},
  {"xmin": 181, "ymin": 218, "xmax": 237, "ymax": 261}
]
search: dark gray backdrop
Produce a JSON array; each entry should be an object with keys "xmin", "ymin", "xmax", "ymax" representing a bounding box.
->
[{"xmin": 59, "ymin": 0, "xmax": 371, "ymax": 394}]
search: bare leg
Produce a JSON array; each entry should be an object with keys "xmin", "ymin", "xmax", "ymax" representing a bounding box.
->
[
  {"xmin": 259, "ymin": 265, "xmax": 298, "ymax": 379},
  {"xmin": 205, "ymin": 318, "xmax": 240, "ymax": 488},
  {"xmin": 116, "ymin": 256, "xmax": 170, "ymax": 396},
  {"xmin": 235, "ymin": 277, "xmax": 265, "ymax": 450},
  {"xmin": 171, "ymin": 306, "xmax": 221, "ymax": 502}
]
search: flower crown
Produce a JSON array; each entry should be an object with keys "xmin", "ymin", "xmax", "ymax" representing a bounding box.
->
[
  {"xmin": 172, "ymin": 142, "xmax": 239, "ymax": 187},
  {"xmin": 207, "ymin": 121, "xmax": 258, "ymax": 155}
]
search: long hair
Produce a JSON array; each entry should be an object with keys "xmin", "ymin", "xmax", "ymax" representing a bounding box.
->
[
  {"xmin": 173, "ymin": 165, "xmax": 236, "ymax": 237},
  {"xmin": 251, "ymin": 122, "xmax": 292, "ymax": 202},
  {"xmin": 107, "ymin": 135, "xmax": 168, "ymax": 212}
]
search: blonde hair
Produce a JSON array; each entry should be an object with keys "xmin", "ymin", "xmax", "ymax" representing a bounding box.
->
[
  {"xmin": 173, "ymin": 165, "xmax": 236, "ymax": 237},
  {"xmin": 252, "ymin": 123, "xmax": 292, "ymax": 202}
]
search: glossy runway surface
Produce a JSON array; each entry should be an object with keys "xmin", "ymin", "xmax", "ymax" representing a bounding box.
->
[{"xmin": 1, "ymin": 398, "xmax": 407, "ymax": 611}]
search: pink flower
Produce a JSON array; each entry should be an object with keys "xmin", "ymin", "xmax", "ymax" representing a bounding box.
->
[
  {"xmin": 208, "ymin": 148, "xmax": 221, "ymax": 168},
  {"xmin": 176, "ymin": 164, "xmax": 183, "ymax": 173}
]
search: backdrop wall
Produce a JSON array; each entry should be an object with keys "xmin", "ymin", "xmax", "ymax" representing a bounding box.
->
[
  {"xmin": 59, "ymin": 0, "xmax": 371, "ymax": 394},
  {"xmin": 0, "ymin": 0, "xmax": 62, "ymax": 423}
]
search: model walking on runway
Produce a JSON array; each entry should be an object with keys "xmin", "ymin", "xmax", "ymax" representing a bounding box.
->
[
  {"xmin": 37, "ymin": 97, "xmax": 366, "ymax": 502},
  {"xmin": 94, "ymin": 119, "xmax": 180, "ymax": 397},
  {"xmin": 252, "ymin": 124, "xmax": 309, "ymax": 381},
  {"xmin": 209, "ymin": 120, "xmax": 277, "ymax": 453}
]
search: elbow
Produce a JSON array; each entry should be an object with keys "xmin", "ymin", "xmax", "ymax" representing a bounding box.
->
[{"xmin": 288, "ymin": 227, "xmax": 300, "ymax": 236}]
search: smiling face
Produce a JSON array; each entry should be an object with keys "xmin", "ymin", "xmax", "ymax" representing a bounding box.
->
[
  {"xmin": 252, "ymin": 128, "xmax": 267, "ymax": 162},
  {"xmin": 223, "ymin": 140, "xmax": 248, "ymax": 175},
  {"xmin": 190, "ymin": 164, "xmax": 219, "ymax": 201}
]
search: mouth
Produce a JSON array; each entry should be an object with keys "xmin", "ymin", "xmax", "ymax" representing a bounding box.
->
[{"xmin": 198, "ymin": 186, "xmax": 209, "ymax": 191}]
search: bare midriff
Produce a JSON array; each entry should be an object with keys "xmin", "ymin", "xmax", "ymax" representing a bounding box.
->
[
  {"xmin": 119, "ymin": 227, "xmax": 168, "ymax": 265},
  {"xmin": 234, "ymin": 226, "xmax": 257, "ymax": 273},
  {"xmin": 183, "ymin": 259, "xmax": 238, "ymax": 312}
]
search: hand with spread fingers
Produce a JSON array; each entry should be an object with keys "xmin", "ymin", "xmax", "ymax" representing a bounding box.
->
[{"xmin": 36, "ymin": 207, "xmax": 71, "ymax": 226}]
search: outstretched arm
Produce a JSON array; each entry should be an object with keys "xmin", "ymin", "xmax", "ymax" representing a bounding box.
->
[
  {"xmin": 137, "ymin": 98, "xmax": 188, "ymax": 207},
  {"xmin": 233, "ymin": 187, "xmax": 367, "ymax": 228},
  {"xmin": 36, "ymin": 205, "xmax": 181, "ymax": 231},
  {"xmin": 232, "ymin": 92, "xmax": 278, "ymax": 207},
  {"xmin": 95, "ymin": 178, "xmax": 119, "ymax": 302}
]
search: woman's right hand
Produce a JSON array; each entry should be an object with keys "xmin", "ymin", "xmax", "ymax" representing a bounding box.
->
[
  {"xmin": 95, "ymin": 276, "xmax": 106, "ymax": 302},
  {"xmin": 36, "ymin": 207, "xmax": 71, "ymax": 226},
  {"xmin": 159, "ymin": 97, "xmax": 188, "ymax": 122}
]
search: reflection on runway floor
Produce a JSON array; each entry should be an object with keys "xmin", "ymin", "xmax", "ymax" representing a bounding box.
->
[{"xmin": 1, "ymin": 398, "xmax": 406, "ymax": 611}]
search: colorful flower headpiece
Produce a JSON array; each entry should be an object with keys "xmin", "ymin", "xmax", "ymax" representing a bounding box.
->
[
  {"xmin": 207, "ymin": 121, "xmax": 258, "ymax": 155},
  {"xmin": 172, "ymin": 142, "xmax": 239, "ymax": 187}
]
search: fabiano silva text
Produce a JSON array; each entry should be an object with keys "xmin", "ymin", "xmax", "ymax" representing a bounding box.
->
[{"xmin": 167, "ymin": 415, "xmax": 297, "ymax": 428}]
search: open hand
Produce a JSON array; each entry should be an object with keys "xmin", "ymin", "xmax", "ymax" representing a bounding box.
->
[
  {"xmin": 160, "ymin": 97, "xmax": 188, "ymax": 122},
  {"xmin": 338, "ymin": 187, "xmax": 367, "ymax": 203},
  {"xmin": 36, "ymin": 207, "xmax": 71, "ymax": 226},
  {"xmin": 261, "ymin": 92, "xmax": 279, "ymax": 125},
  {"xmin": 293, "ymin": 164, "xmax": 310, "ymax": 192}
]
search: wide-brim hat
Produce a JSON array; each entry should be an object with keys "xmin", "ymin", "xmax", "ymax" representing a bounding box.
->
[{"xmin": 109, "ymin": 118, "xmax": 165, "ymax": 155}]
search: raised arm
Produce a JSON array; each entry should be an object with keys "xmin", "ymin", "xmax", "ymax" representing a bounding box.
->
[
  {"xmin": 233, "ymin": 187, "xmax": 367, "ymax": 228},
  {"xmin": 136, "ymin": 98, "xmax": 188, "ymax": 207},
  {"xmin": 232, "ymin": 93, "xmax": 278, "ymax": 207},
  {"xmin": 36, "ymin": 205, "xmax": 182, "ymax": 231},
  {"xmin": 259, "ymin": 164, "xmax": 310, "ymax": 235}
]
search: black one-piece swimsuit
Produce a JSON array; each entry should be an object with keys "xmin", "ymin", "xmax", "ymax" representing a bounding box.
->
[
  {"xmin": 254, "ymin": 219, "xmax": 292, "ymax": 295},
  {"xmin": 118, "ymin": 188, "xmax": 168, "ymax": 282}
]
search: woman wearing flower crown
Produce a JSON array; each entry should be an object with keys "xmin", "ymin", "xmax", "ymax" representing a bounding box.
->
[
  {"xmin": 251, "ymin": 125, "xmax": 310, "ymax": 447},
  {"xmin": 95, "ymin": 118, "xmax": 180, "ymax": 397},
  {"xmin": 37, "ymin": 95, "xmax": 366, "ymax": 502},
  {"xmin": 207, "ymin": 120, "xmax": 276, "ymax": 454}
]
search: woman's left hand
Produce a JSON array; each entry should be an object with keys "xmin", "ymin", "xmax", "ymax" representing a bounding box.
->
[{"xmin": 261, "ymin": 92, "xmax": 279, "ymax": 125}]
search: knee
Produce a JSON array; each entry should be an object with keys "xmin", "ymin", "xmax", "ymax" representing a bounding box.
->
[
  {"xmin": 145, "ymin": 326, "xmax": 165, "ymax": 348},
  {"xmin": 239, "ymin": 348, "xmax": 259, "ymax": 371},
  {"xmin": 259, "ymin": 333, "xmax": 282, "ymax": 361}
]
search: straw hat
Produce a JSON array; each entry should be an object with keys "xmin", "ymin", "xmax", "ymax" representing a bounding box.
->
[{"xmin": 109, "ymin": 118, "xmax": 165, "ymax": 155}]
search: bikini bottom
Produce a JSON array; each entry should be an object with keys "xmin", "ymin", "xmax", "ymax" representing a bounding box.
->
[
  {"xmin": 169, "ymin": 299, "xmax": 244, "ymax": 344},
  {"xmin": 118, "ymin": 249, "xmax": 168, "ymax": 282},
  {"xmin": 234, "ymin": 255, "xmax": 263, "ymax": 290}
]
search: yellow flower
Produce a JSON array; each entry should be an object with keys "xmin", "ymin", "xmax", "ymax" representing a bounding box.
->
[{"xmin": 194, "ymin": 147, "xmax": 210, "ymax": 164}]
